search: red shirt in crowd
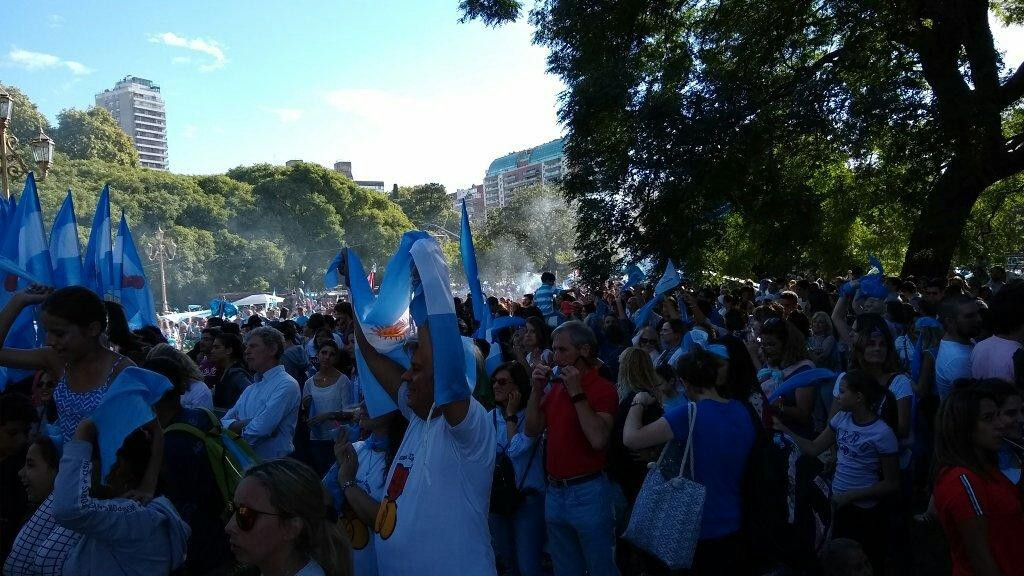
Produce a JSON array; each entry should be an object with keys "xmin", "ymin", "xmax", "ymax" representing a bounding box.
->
[
  {"xmin": 934, "ymin": 465, "xmax": 1024, "ymax": 576},
  {"xmin": 541, "ymin": 367, "xmax": 619, "ymax": 479}
]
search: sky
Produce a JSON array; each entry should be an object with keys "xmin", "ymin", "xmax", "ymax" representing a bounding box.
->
[
  {"xmin": 1, "ymin": 0, "xmax": 565, "ymax": 192},
  {"xmin": 2, "ymin": 1, "xmax": 1022, "ymax": 193}
]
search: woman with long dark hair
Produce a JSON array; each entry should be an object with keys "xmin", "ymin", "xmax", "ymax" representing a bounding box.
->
[
  {"xmin": 210, "ymin": 333, "xmax": 252, "ymax": 410},
  {"xmin": 933, "ymin": 387, "xmax": 1024, "ymax": 575}
]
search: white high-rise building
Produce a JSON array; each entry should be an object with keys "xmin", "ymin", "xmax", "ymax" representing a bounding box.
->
[{"xmin": 95, "ymin": 76, "xmax": 169, "ymax": 170}]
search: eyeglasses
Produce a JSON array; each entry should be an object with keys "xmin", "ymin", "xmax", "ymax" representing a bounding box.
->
[{"xmin": 232, "ymin": 505, "xmax": 291, "ymax": 532}]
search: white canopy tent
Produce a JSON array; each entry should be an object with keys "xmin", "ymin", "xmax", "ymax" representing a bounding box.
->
[{"xmin": 231, "ymin": 294, "xmax": 285, "ymax": 307}]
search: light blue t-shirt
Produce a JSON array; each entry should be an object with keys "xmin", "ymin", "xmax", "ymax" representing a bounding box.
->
[
  {"xmin": 935, "ymin": 340, "xmax": 973, "ymax": 399},
  {"xmin": 829, "ymin": 411, "xmax": 898, "ymax": 508}
]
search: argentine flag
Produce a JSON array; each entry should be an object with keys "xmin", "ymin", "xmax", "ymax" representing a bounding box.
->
[
  {"xmin": 49, "ymin": 189, "xmax": 83, "ymax": 288},
  {"xmin": 83, "ymin": 184, "xmax": 114, "ymax": 298},
  {"xmin": 114, "ymin": 213, "xmax": 159, "ymax": 329}
]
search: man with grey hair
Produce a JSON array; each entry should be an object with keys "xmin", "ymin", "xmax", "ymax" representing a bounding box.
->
[
  {"xmin": 221, "ymin": 326, "xmax": 301, "ymax": 459},
  {"xmin": 525, "ymin": 320, "xmax": 620, "ymax": 576}
]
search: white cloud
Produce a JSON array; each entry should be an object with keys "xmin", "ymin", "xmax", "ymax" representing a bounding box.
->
[
  {"xmin": 148, "ymin": 32, "xmax": 227, "ymax": 71},
  {"xmin": 47, "ymin": 14, "xmax": 65, "ymax": 29},
  {"xmin": 172, "ymin": 56, "xmax": 192, "ymax": 65},
  {"xmin": 268, "ymin": 108, "xmax": 303, "ymax": 123},
  {"xmin": 7, "ymin": 48, "xmax": 93, "ymax": 75}
]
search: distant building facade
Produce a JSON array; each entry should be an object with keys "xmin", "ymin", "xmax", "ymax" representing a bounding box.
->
[
  {"xmin": 482, "ymin": 138, "xmax": 565, "ymax": 209},
  {"xmin": 95, "ymin": 76, "xmax": 169, "ymax": 170},
  {"xmin": 450, "ymin": 184, "xmax": 486, "ymax": 222},
  {"xmin": 332, "ymin": 160, "xmax": 385, "ymax": 192}
]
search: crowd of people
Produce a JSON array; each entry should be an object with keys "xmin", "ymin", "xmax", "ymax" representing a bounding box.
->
[{"xmin": 0, "ymin": 257, "xmax": 1022, "ymax": 576}]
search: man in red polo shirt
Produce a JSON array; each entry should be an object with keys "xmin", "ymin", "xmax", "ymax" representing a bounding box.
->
[{"xmin": 525, "ymin": 320, "xmax": 620, "ymax": 576}]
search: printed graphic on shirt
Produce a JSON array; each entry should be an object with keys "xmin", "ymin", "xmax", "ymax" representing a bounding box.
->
[
  {"xmin": 375, "ymin": 458, "xmax": 412, "ymax": 540},
  {"xmin": 341, "ymin": 505, "xmax": 370, "ymax": 550}
]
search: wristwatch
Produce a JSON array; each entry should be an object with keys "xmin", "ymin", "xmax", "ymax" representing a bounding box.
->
[
  {"xmin": 571, "ymin": 392, "xmax": 588, "ymax": 404},
  {"xmin": 504, "ymin": 414, "xmax": 519, "ymax": 425},
  {"xmin": 341, "ymin": 480, "xmax": 359, "ymax": 492}
]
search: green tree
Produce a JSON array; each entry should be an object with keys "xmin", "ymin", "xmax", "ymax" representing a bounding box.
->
[
  {"xmin": 477, "ymin": 185, "xmax": 576, "ymax": 280},
  {"xmin": 463, "ymin": 1, "xmax": 1024, "ymax": 281},
  {"xmin": 392, "ymin": 183, "xmax": 457, "ymax": 232},
  {"xmin": 53, "ymin": 107, "xmax": 139, "ymax": 168}
]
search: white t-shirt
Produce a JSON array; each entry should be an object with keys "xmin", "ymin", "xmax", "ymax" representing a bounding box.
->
[
  {"xmin": 302, "ymin": 374, "xmax": 351, "ymax": 441},
  {"xmin": 181, "ymin": 380, "xmax": 214, "ymax": 411},
  {"xmin": 375, "ymin": 385, "xmax": 497, "ymax": 576},
  {"xmin": 832, "ymin": 372, "xmax": 914, "ymax": 469},
  {"xmin": 935, "ymin": 340, "xmax": 973, "ymax": 399},
  {"xmin": 829, "ymin": 411, "xmax": 898, "ymax": 508}
]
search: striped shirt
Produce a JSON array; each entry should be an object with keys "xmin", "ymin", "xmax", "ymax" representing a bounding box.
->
[{"xmin": 534, "ymin": 283, "xmax": 559, "ymax": 317}]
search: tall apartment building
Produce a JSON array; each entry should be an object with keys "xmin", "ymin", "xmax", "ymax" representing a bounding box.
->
[
  {"xmin": 482, "ymin": 138, "xmax": 565, "ymax": 209},
  {"xmin": 95, "ymin": 76, "xmax": 169, "ymax": 170},
  {"xmin": 450, "ymin": 184, "xmax": 486, "ymax": 221}
]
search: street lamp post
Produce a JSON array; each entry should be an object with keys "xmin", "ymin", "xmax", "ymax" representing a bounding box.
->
[
  {"xmin": 0, "ymin": 88, "xmax": 56, "ymax": 199},
  {"xmin": 146, "ymin": 227, "xmax": 177, "ymax": 313}
]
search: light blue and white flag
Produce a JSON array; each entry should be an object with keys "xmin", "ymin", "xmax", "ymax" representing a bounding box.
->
[
  {"xmin": 90, "ymin": 366, "xmax": 172, "ymax": 482},
  {"xmin": 346, "ymin": 246, "xmax": 406, "ymax": 418},
  {"xmin": 622, "ymin": 263, "xmax": 646, "ymax": 291},
  {"xmin": 324, "ymin": 250, "xmax": 345, "ymax": 290},
  {"xmin": 49, "ymin": 189, "xmax": 83, "ymax": 288},
  {"xmin": 0, "ymin": 173, "xmax": 54, "ymax": 358},
  {"xmin": 460, "ymin": 200, "xmax": 490, "ymax": 338},
  {"xmin": 83, "ymin": 185, "xmax": 114, "ymax": 298},
  {"xmin": 409, "ymin": 235, "xmax": 471, "ymax": 407},
  {"xmin": 114, "ymin": 213, "xmax": 159, "ymax": 329},
  {"xmin": 654, "ymin": 259, "xmax": 682, "ymax": 296}
]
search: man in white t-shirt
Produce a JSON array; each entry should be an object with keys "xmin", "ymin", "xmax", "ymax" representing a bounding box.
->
[
  {"xmin": 971, "ymin": 281, "xmax": 1024, "ymax": 382},
  {"xmin": 355, "ymin": 322, "xmax": 497, "ymax": 576},
  {"xmin": 935, "ymin": 295, "xmax": 983, "ymax": 399}
]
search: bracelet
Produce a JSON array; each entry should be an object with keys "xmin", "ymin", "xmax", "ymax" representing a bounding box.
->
[
  {"xmin": 630, "ymin": 402, "xmax": 644, "ymax": 408},
  {"xmin": 341, "ymin": 480, "xmax": 359, "ymax": 492},
  {"xmin": 571, "ymin": 392, "xmax": 588, "ymax": 404}
]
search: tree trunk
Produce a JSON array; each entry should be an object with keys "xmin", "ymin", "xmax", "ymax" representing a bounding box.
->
[{"xmin": 900, "ymin": 155, "xmax": 992, "ymax": 279}]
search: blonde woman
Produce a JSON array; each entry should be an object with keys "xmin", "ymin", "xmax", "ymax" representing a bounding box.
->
[
  {"xmin": 147, "ymin": 343, "xmax": 214, "ymax": 411},
  {"xmin": 226, "ymin": 459, "xmax": 351, "ymax": 576},
  {"xmin": 807, "ymin": 311, "xmax": 838, "ymax": 369}
]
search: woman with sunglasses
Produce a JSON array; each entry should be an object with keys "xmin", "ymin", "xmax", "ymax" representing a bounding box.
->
[
  {"xmin": 227, "ymin": 458, "xmax": 351, "ymax": 576},
  {"xmin": 487, "ymin": 361, "xmax": 546, "ymax": 576},
  {"xmin": 634, "ymin": 326, "xmax": 662, "ymax": 364}
]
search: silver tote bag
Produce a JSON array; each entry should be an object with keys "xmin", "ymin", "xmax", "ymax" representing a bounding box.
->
[{"xmin": 623, "ymin": 401, "xmax": 706, "ymax": 570}]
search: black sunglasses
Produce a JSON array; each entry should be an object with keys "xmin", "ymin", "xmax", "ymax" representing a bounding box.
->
[{"xmin": 233, "ymin": 505, "xmax": 291, "ymax": 532}]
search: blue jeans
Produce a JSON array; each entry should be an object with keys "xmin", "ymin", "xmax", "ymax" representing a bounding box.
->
[
  {"xmin": 545, "ymin": 475, "xmax": 620, "ymax": 576},
  {"xmin": 490, "ymin": 491, "xmax": 547, "ymax": 576}
]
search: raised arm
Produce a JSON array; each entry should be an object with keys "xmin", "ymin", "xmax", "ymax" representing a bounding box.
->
[
  {"xmin": 832, "ymin": 291, "xmax": 854, "ymax": 346},
  {"xmin": 0, "ymin": 288, "xmax": 60, "ymax": 372},
  {"xmin": 562, "ymin": 366, "xmax": 613, "ymax": 451},
  {"xmin": 523, "ymin": 366, "xmax": 548, "ymax": 438},
  {"xmin": 353, "ymin": 320, "xmax": 406, "ymax": 403}
]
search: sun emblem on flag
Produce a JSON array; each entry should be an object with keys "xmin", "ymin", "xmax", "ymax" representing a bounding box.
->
[{"xmin": 371, "ymin": 317, "xmax": 409, "ymax": 341}]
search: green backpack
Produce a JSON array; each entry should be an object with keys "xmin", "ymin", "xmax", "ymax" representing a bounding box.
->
[{"xmin": 165, "ymin": 408, "xmax": 261, "ymax": 521}]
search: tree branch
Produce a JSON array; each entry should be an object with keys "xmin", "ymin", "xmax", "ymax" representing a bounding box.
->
[{"xmin": 1000, "ymin": 61, "xmax": 1024, "ymax": 107}]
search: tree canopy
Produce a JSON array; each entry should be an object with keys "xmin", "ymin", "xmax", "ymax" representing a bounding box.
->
[
  {"xmin": 391, "ymin": 183, "xmax": 457, "ymax": 233},
  {"xmin": 461, "ymin": 1, "xmax": 1024, "ymax": 282},
  {"xmin": 53, "ymin": 107, "xmax": 140, "ymax": 168}
]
